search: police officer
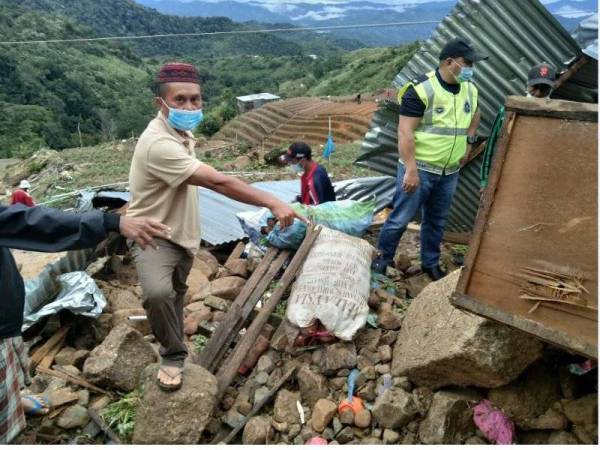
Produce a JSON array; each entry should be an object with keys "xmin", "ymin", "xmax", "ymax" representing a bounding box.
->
[{"xmin": 372, "ymin": 38, "xmax": 487, "ymax": 280}]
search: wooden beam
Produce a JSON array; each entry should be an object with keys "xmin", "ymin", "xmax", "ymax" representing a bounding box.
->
[
  {"xmin": 552, "ymin": 56, "xmax": 589, "ymax": 92},
  {"xmin": 36, "ymin": 366, "xmax": 111, "ymax": 397},
  {"xmin": 224, "ymin": 241, "xmax": 246, "ymax": 267},
  {"xmin": 29, "ymin": 326, "xmax": 70, "ymax": 375},
  {"xmin": 38, "ymin": 335, "xmax": 66, "ymax": 371},
  {"xmin": 88, "ymin": 408, "xmax": 122, "ymax": 444},
  {"xmin": 216, "ymin": 226, "xmax": 321, "ymax": 397},
  {"xmin": 505, "ymin": 95, "xmax": 597, "ymax": 122}
]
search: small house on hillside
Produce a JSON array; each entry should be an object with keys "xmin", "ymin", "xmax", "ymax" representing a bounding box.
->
[{"xmin": 236, "ymin": 93, "xmax": 280, "ymax": 114}]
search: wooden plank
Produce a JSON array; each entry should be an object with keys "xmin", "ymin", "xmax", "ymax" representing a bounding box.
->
[
  {"xmin": 46, "ymin": 387, "xmax": 80, "ymax": 408},
  {"xmin": 216, "ymin": 226, "xmax": 321, "ymax": 397},
  {"xmin": 203, "ymin": 250, "xmax": 289, "ymax": 373},
  {"xmin": 36, "ymin": 366, "xmax": 112, "ymax": 397},
  {"xmin": 218, "ymin": 366, "xmax": 297, "ymax": 444},
  {"xmin": 455, "ymin": 112, "xmax": 516, "ymax": 297},
  {"xmin": 197, "ymin": 247, "xmax": 278, "ymax": 370},
  {"xmin": 88, "ymin": 408, "xmax": 122, "ymax": 444},
  {"xmin": 443, "ymin": 231, "xmax": 471, "ymax": 245},
  {"xmin": 553, "ymin": 56, "xmax": 590, "ymax": 92},
  {"xmin": 505, "ymin": 96, "xmax": 597, "ymax": 121},
  {"xmin": 38, "ymin": 335, "xmax": 66, "ymax": 370},
  {"xmin": 29, "ymin": 326, "xmax": 70, "ymax": 375},
  {"xmin": 224, "ymin": 241, "xmax": 246, "ymax": 267}
]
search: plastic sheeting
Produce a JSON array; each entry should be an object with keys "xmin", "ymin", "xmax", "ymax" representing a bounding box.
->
[{"xmin": 22, "ymin": 271, "xmax": 106, "ymax": 331}]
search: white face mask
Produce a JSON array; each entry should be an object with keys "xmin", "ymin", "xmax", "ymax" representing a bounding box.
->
[{"xmin": 289, "ymin": 163, "xmax": 304, "ymax": 175}]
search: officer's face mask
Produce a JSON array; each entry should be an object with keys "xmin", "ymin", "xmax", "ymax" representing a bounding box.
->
[{"xmin": 451, "ymin": 59, "xmax": 474, "ymax": 83}]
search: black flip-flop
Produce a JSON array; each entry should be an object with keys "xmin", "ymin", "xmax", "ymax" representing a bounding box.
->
[{"xmin": 157, "ymin": 366, "xmax": 183, "ymax": 392}]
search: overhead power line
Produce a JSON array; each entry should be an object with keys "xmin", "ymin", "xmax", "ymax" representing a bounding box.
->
[{"xmin": 0, "ymin": 20, "xmax": 440, "ymax": 46}]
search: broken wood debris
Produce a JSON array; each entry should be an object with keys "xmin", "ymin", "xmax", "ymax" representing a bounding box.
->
[
  {"xmin": 36, "ymin": 366, "xmax": 112, "ymax": 397},
  {"xmin": 215, "ymin": 225, "xmax": 321, "ymax": 397},
  {"xmin": 29, "ymin": 326, "xmax": 70, "ymax": 375}
]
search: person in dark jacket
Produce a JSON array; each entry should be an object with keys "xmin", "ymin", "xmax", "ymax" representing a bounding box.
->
[
  {"xmin": 281, "ymin": 142, "xmax": 336, "ymax": 206},
  {"xmin": 0, "ymin": 203, "xmax": 169, "ymax": 444}
]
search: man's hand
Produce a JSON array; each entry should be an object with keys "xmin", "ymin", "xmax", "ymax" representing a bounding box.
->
[
  {"xmin": 119, "ymin": 216, "xmax": 171, "ymax": 250},
  {"xmin": 269, "ymin": 200, "xmax": 304, "ymax": 229},
  {"xmin": 402, "ymin": 167, "xmax": 420, "ymax": 193},
  {"xmin": 460, "ymin": 144, "xmax": 472, "ymax": 167}
]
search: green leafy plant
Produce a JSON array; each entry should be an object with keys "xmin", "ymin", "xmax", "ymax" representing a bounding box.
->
[
  {"xmin": 452, "ymin": 244, "xmax": 469, "ymax": 256},
  {"xmin": 194, "ymin": 334, "xmax": 208, "ymax": 352},
  {"xmin": 100, "ymin": 390, "xmax": 140, "ymax": 442}
]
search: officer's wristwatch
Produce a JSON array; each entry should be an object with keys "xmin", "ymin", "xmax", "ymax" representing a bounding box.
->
[{"xmin": 467, "ymin": 135, "xmax": 477, "ymax": 144}]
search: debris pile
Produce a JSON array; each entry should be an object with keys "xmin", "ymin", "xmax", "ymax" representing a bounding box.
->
[{"xmin": 16, "ymin": 229, "xmax": 598, "ymax": 445}]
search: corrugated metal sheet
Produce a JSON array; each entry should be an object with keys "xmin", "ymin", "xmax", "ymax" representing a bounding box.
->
[
  {"xmin": 357, "ymin": 0, "xmax": 583, "ymax": 233},
  {"xmin": 572, "ymin": 13, "xmax": 598, "ymax": 60}
]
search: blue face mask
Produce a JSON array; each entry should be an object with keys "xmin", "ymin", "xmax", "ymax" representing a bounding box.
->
[
  {"xmin": 289, "ymin": 163, "xmax": 304, "ymax": 174},
  {"xmin": 452, "ymin": 60, "xmax": 474, "ymax": 82},
  {"xmin": 161, "ymin": 99, "xmax": 204, "ymax": 131}
]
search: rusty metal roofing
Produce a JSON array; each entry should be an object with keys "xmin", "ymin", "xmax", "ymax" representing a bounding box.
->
[{"xmin": 357, "ymin": 0, "xmax": 583, "ymax": 233}]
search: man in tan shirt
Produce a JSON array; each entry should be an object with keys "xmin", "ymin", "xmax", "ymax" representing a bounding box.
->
[{"xmin": 127, "ymin": 63, "xmax": 298, "ymax": 391}]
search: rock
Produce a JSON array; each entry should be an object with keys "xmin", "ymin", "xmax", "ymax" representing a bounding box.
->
[
  {"xmin": 133, "ymin": 363, "xmax": 218, "ymax": 444},
  {"xmin": 340, "ymin": 409, "xmax": 354, "ymax": 425},
  {"xmin": 45, "ymin": 376, "xmax": 68, "ymax": 393},
  {"xmin": 523, "ymin": 407, "xmax": 568, "ymax": 430},
  {"xmin": 183, "ymin": 315, "xmax": 200, "ymax": 335},
  {"xmin": 311, "ymin": 399, "xmax": 337, "ymax": 432},
  {"xmin": 57, "ymin": 405, "xmax": 89, "ymax": 429},
  {"xmin": 413, "ymin": 386, "xmax": 434, "ymax": 415},
  {"xmin": 402, "ymin": 431, "xmax": 417, "ymax": 445},
  {"xmin": 77, "ymin": 389, "xmax": 90, "ymax": 407},
  {"xmin": 488, "ymin": 362, "xmax": 561, "ymax": 428},
  {"xmin": 61, "ymin": 365, "xmax": 81, "ymax": 377},
  {"xmin": 572, "ymin": 424, "xmax": 597, "ymax": 444},
  {"xmin": 378, "ymin": 345, "xmax": 392, "ymax": 363},
  {"xmin": 223, "ymin": 409, "xmax": 246, "ymax": 428},
  {"xmin": 332, "ymin": 417, "xmax": 342, "ymax": 435},
  {"xmin": 274, "ymin": 389, "xmax": 301, "ymax": 425},
  {"xmin": 233, "ymin": 155, "xmax": 252, "ymax": 171},
  {"xmin": 224, "ymin": 258, "xmax": 249, "ymax": 278},
  {"xmin": 210, "ymin": 276, "xmax": 246, "ymax": 300},
  {"xmin": 379, "ymin": 330, "xmax": 398, "ymax": 347},
  {"xmin": 562, "ymin": 394, "xmax": 598, "ymax": 427},
  {"xmin": 255, "ymin": 371, "xmax": 269, "ymax": 385},
  {"xmin": 271, "ymin": 419, "xmax": 288, "ymax": 433},
  {"xmin": 185, "ymin": 268, "xmax": 211, "ymax": 303},
  {"xmin": 394, "ymin": 254, "xmax": 412, "ymax": 271},
  {"xmin": 518, "ymin": 430, "xmax": 551, "ymax": 444},
  {"xmin": 238, "ymin": 400, "xmax": 253, "ymax": 416},
  {"xmin": 203, "ymin": 295, "xmax": 230, "ymax": 312},
  {"xmin": 112, "ymin": 308, "xmax": 152, "ymax": 335},
  {"xmin": 298, "ymin": 365, "xmax": 329, "ymax": 408},
  {"xmin": 465, "ymin": 436, "xmax": 487, "ymax": 445},
  {"xmin": 89, "ymin": 395, "xmax": 111, "ymax": 411},
  {"xmin": 383, "ymin": 429, "xmax": 400, "ymax": 444},
  {"xmin": 392, "ymin": 270, "xmax": 543, "ymax": 389},
  {"xmin": 329, "ymin": 377, "xmax": 346, "ymax": 391},
  {"xmin": 323, "ymin": 428, "xmax": 335, "ymax": 441},
  {"xmin": 320, "ymin": 343, "xmax": 357, "ymax": 375},
  {"xmin": 375, "ymin": 364, "xmax": 390, "ymax": 374},
  {"xmin": 357, "ymin": 381, "xmax": 377, "ymax": 402},
  {"xmin": 257, "ymin": 354, "xmax": 275, "ymax": 374},
  {"xmin": 361, "ymin": 437, "xmax": 382, "ymax": 444},
  {"xmin": 195, "ymin": 250, "xmax": 220, "ymax": 280},
  {"xmin": 243, "ymin": 416, "xmax": 272, "ymax": 444},
  {"xmin": 54, "ymin": 347, "xmax": 90, "ymax": 368},
  {"xmin": 405, "ymin": 273, "xmax": 431, "ymax": 298},
  {"xmin": 558, "ymin": 366, "xmax": 579, "ymax": 400},
  {"xmin": 354, "ymin": 409, "xmax": 371, "ymax": 428},
  {"xmin": 288, "ymin": 424, "xmax": 301, "ymax": 439},
  {"xmin": 336, "ymin": 426, "xmax": 355, "ymax": 444},
  {"xmin": 83, "ymin": 324, "xmax": 157, "ymax": 392},
  {"xmin": 213, "ymin": 311, "xmax": 227, "ymax": 322},
  {"xmin": 354, "ymin": 329, "xmax": 382, "ymax": 352},
  {"xmin": 418, "ymin": 389, "xmax": 481, "ymax": 444},
  {"xmin": 92, "ymin": 313, "xmax": 113, "ymax": 344},
  {"xmin": 372, "ymin": 388, "xmax": 418, "ymax": 429},
  {"xmin": 254, "ymin": 386, "xmax": 270, "ymax": 405},
  {"xmin": 394, "ymin": 376, "xmax": 412, "ymax": 392},
  {"xmin": 377, "ymin": 308, "xmax": 403, "ymax": 330},
  {"xmin": 106, "ymin": 287, "xmax": 142, "ymax": 312},
  {"xmin": 547, "ymin": 431, "xmax": 579, "ymax": 445}
]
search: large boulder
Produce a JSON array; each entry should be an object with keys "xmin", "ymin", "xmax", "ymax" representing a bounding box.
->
[
  {"xmin": 194, "ymin": 250, "xmax": 219, "ymax": 280},
  {"xmin": 297, "ymin": 365, "xmax": 329, "ymax": 408},
  {"xmin": 320, "ymin": 342, "xmax": 357, "ymax": 375},
  {"xmin": 83, "ymin": 324, "xmax": 156, "ymax": 392},
  {"xmin": 103, "ymin": 286, "xmax": 143, "ymax": 312},
  {"xmin": 112, "ymin": 308, "xmax": 152, "ymax": 335},
  {"xmin": 273, "ymin": 389, "xmax": 301, "ymax": 425},
  {"xmin": 418, "ymin": 389, "xmax": 481, "ymax": 444},
  {"xmin": 185, "ymin": 268, "xmax": 211, "ymax": 304},
  {"xmin": 133, "ymin": 363, "xmax": 218, "ymax": 444},
  {"xmin": 392, "ymin": 270, "xmax": 543, "ymax": 389}
]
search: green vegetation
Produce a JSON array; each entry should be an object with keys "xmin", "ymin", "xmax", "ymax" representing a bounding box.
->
[{"xmin": 101, "ymin": 390, "xmax": 140, "ymax": 442}]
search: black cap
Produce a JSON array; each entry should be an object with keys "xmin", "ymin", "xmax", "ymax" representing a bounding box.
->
[
  {"xmin": 280, "ymin": 141, "xmax": 312, "ymax": 162},
  {"xmin": 527, "ymin": 63, "xmax": 556, "ymax": 87},
  {"xmin": 439, "ymin": 38, "xmax": 488, "ymax": 62}
]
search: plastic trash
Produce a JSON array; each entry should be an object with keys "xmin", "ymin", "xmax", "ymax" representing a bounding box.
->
[
  {"xmin": 377, "ymin": 374, "xmax": 393, "ymax": 396},
  {"xmin": 568, "ymin": 359, "xmax": 597, "ymax": 376},
  {"xmin": 307, "ymin": 436, "xmax": 328, "ymax": 445},
  {"xmin": 338, "ymin": 369, "xmax": 364, "ymax": 415},
  {"xmin": 473, "ymin": 399, "xmax": 515, "ymax": 445}
]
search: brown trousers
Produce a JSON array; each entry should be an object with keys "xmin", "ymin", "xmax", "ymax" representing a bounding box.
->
[{"xmin": 131, "ymin": 238, "xmax": 193, "ymax": 368}]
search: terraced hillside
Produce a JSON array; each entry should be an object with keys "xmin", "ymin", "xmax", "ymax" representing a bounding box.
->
[{"xmin": 212, "ymin": 97, "xmax": 378, "ymax": 150}]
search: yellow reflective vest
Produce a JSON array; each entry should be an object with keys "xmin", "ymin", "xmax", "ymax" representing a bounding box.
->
[{"xmin": 398, "ymin": 71, "xmax": 478, "ymax": 171}]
